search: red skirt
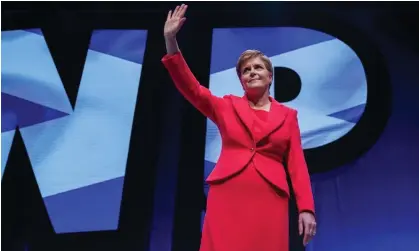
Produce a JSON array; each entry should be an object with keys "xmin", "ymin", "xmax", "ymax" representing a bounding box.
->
[{"xmin": 200, "ymin": 161, "xmax": 289, "ymax": 251}]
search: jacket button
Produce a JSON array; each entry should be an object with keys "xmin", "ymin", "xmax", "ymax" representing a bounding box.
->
[{"xmin": 250, "ymin": 147, "xmax": 254, "ymax": 152}]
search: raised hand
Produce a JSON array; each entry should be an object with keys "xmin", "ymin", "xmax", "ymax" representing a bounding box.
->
[{"xmin": 164, "ymin": 4, "xmax": 188, "ymax": 38}]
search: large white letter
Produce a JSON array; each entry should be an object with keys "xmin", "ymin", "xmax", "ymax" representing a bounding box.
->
[{"xmin": 1, "ymin": 29, "xmax": 148, "ymax": 233}]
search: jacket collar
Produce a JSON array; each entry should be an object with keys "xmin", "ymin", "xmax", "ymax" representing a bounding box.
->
[{"xmin": 232, "ymin": 95, "xmax": 288, "ymax": 143}]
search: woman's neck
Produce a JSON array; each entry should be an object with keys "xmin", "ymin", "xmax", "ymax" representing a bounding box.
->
[{"xmin": 247, "ymin": 91, "xmax": 271, "ymax": 109}]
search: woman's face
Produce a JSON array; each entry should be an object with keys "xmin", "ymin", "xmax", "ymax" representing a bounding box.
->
[{"xmin": 239, "ymin": 57, "xmax": 272, "ymax": 96}]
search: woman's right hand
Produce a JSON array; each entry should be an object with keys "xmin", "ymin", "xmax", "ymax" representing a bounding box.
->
[{"xmin": 164, "ymin": 4, "xmax": 188, "ymax": 38}]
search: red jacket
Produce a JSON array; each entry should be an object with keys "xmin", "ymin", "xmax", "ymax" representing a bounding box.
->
[{"xmin": 162, "ymin": 52, "xmax": 315, "ymax": 214}]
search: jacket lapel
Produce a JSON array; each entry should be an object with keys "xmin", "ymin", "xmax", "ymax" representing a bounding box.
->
[
  {"xmin": 258, "ymin": 98, "xmax": 288, "ymax": 143},
  {"xmin": 232, "ymin": 95, "xmax": 288, "ymax": 143},
  {"xmin": 232, "ymin": 96, "xmax": 255, "ymax": 141}
]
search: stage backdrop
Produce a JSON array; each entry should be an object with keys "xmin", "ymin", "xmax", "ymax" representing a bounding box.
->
[
  {"xmin": 2, "ymin": 4, "xmax": 419, "ymax": 251},
  {"xmin": 2, "ymin": 28, "xmax": 147, "ymax": 233}
]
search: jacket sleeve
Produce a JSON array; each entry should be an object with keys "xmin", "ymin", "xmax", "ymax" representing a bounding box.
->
[
  {"xmin": 161, "ymin": 51, "xmax": 225, "ymax": 123},
  {"xmin": 286, "ymin": 109, "xmax": 315, "ymax": 215}
]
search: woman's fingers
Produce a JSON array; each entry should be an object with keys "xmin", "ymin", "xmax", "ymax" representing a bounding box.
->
[
  {"xmin": 167, "ymin": 10, "xmax": 172, "ymax": 21},
  {"xmin": 310, "ymin": 221, "xmax": 317, "ymax": 236},
  {"xmin": 173, "ymin": 4, "xmax": 187, "ymax": 18},
  {"xmin": 303, "ymin": 221, "xmax": 310, "ymax": 246},
  {"xmin": 178, "ymin": 4, "xmax": 188, "ymax": 18},
  {"xmin": 298, "ymin": 219, "xmax": 303, "ymax": 236},
  {"xmin": 173, "ymin": 5, "xmax": 180, "ymax": 17}
]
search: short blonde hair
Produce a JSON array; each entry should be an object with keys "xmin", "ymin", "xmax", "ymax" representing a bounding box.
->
[{"xmin": 236, "ymin": 50, "xmax": 273, "ymax": 78}]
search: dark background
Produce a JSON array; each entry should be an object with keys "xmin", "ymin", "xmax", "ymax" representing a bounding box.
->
[{"xmin": 2, "ymin": 1, "xmax": 419, "ymax": 251}]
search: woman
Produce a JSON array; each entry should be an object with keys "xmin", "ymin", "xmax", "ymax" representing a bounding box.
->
[{"xmin": 162, "ymin": 4, "xmax": 317, "ymax": 251}]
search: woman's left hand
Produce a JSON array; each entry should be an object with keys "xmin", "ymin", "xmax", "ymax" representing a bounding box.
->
[{"xmin": 298, "ymin": 212, "xmax": 317, "ymax": 246}]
